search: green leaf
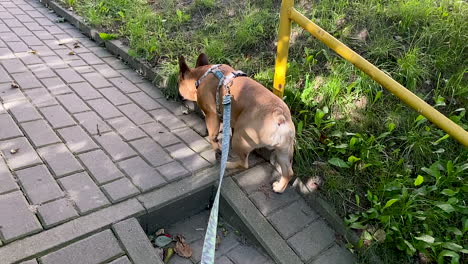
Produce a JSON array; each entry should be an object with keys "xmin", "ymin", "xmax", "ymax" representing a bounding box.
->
[
  {"xmin": 446, "ymin": 227, "xmax": 462, "ymax": 236},
  {"xmin": 328, "ymin": 157, "xmax": 350, "ymax": 168},
  {"xmin": 441, "ymin": 242, "xmax": 463, "ymax": 252},
  {"xmin": 99, "ymin": 32, "xmax": 117, "ymax": 41},
  {"xmin": 414, "ymin": 175, "xmax": 424, "ymax": 186},
  {"xmin": 383, "ymin": 198, "xmax": 399, "ymax": 209},
  {"xmin": 403, "ymin": 240, "xmax": 416, "ymax": 255},
  {"xmin": 297, "ymin": 121, "xmax": 303, "ymax": 135},
  {"xmin": 387, "ymin": 122, "xmax": 396, "ymax": 132},
  {"xmin": 415, "ymin": 235, "xmax": 435, "ymax": 244},
  {"xmin": 348, "ymin": 155, "xmax": 361, "ymax": 164},
  {"xmin": 349, "ymin": 222, "xmax": 366, "ymax": 229},
  {"xmin": 463, "ymin": 217, "xmax": 468, "ymax": 233},
  {"xmin": 373, "ymin": 90, "xmax": 382, "ymax": 103},
  {"xmin": 435, "ymin": 203, "xmax": 455, "ymax": 213},
  {"xmin": 441, "ymin": 189, "xmax": 457, "ymax": 196},
  {"xmin": 437, "ymin": 250, "xmax": 459, "ymax": 264}
]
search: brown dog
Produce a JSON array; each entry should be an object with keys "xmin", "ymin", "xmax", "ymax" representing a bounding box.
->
[{"xmin": 178, "ymin": 54, "xmax": 295, "ymax": 193}]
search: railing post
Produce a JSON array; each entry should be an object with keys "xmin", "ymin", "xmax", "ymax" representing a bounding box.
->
[{"xmin": 273, "ymin": 0, "xmax": 294, "ymax": 98}]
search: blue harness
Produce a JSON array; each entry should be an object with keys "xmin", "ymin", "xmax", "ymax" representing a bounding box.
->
[
  {"xmin": 195, "ymin": 64, "xmax": 247, "ymax": 119},
  {"xmin": 196, "ymin": 65, "xmax": 246, "ymax": 264}
]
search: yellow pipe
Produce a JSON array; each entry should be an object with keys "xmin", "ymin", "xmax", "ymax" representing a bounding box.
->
[
  {"xmin": 289, "ymin": 8, "xmax": 468, "ymax": 147},
  {"xmin": 273, "ymin": 0, "xmax": 294, "ymax": 98}
]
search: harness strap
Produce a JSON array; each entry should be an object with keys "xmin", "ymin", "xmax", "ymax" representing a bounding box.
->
[{"xmin": 195, "ymin": 66, "xmax": 247, "ymax": 119}]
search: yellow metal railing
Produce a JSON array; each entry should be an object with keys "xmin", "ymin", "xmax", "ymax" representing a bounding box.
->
[{"xmin": 273, "ymin": 0, "xmax": 468, "ymax": 147}]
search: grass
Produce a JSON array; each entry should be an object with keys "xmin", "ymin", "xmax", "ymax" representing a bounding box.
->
[{"xmin": 60, "ymin": 0, "xmax": 467, "ymax": 263}]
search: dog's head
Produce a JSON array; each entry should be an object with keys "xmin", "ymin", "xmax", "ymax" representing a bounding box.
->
[{"xmin": 178, "ymin": 53, "xmax": 210, "ymax": 102}]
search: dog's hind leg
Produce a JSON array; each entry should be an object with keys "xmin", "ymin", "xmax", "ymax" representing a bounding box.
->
[
  {"xmin": 272, "ymin": 150, "xmax": 293, "ymax": 193},
  {"xmin": 227, "ymin": 132, "xmax": 253, "ymax": 170}
]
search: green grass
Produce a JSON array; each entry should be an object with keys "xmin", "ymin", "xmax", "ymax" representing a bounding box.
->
[{"xmin": 62, "ymin": 0, "xmax": 467, "ymax": 262}]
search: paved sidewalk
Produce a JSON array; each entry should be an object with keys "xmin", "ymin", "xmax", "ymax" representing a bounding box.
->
[{"xmin": 0, "ymin": 0, "xmax": 355, "ymax": 263}]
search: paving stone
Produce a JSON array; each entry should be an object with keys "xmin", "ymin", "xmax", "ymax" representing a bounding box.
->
[
  {"xmin": 216, "ymin": 256, "xmax": 235, "ymax": 264},
  {"xmin": 16, "ymin": 165, "xmax": 63, "ymax": 204},
  {"xmin": 55, "ymin": 68, "xmax": 85, "ymax": 83},
  {"xmin": 0, "ymin": 65, "xmax": 9, "ymax": 82},
  {"xmin": 140, "ymin": 122, "xmax": 180, "ymax": 147},
  {"xmin": 103, "ymin": 57, "xmax": 128, "ymax": 70},
  {"xmin": 102, "ymin": 178, "xmax": 139, "ymax": 203},
  {"xmin": 37, "ymin": 198, "xmax": 78, "ymax": 228},
  {"xmin": 166, "ymin": 143, "xmax": 210, "ymax": 172},
  {"xmin": 57, "ymin": 93, "xmax": 90, "ymax": 113},
  {"xmin": 23, "ymin": 87, "xmax": 57, "ymax": 108},
  {"xmin": 112, "ymin": 218, "xmax": 162, "ymax": 264},
  {"xmin": 118, "ymin": 103, "xmax": 153, "ymax": 125},
  {"xmin": 200, "ymin": 149, "xmax": 216, "ymax": 164},
  {"xmin": 69, "ymin": 82, "xmax": 102, "ymax": 100},
  {"xmin": 40, "ymin": 76, "xmax": 72, "ymax": 95},
  {"xmin": 3, "ymin": 18, "xmax": 23, "ymax": 28},
  {"xmin": 136, "ymin": 82, "xmax": 164, "ymax": 99},
  {"xmin": 38, "ymin": 143, "xmax": 83, "ymax": 177},
  {"xmin": 227, "ymin": 244, "xmax": 270, "ymax": 264},
  {"xmin": 28, "ymin": 64, "xmax": 56, "ymax": 79},
  {"xmin": 108, "ymin": 116, "xmax": 146, "ymax": 141},
  {"xmin": 287, "ymin": 220, "xmax": 335, "ymax": 262},
  {"xmin": 93, "ymin": 64, "xmax": 120, "ymax": 78},
  {"xmin": 87, "ymin": 98, "xmax": 122, "ymax": 119},
  {"xmin": 11, "ymin": 71, "xmax": 41, "ymax": 89},
  {"xmin": 40, "ymin": 105, "xmax": 76, "ymax": 128},
  {"xmin": 0, "ymin": 137, "xmax": 42, "ymax": 170},
  {"xmin": 4, "ymin": 99, "xmax": 42, "ymax": 123},
  {"xmin": 57, "ymin": 125, "xmax": 98, "ymax": 153},
  {"xmin": 118, "ymin": 69, "xmax": 145, "ymax": 84},
  {"xmin": 1, "ymin": 58, "xmax": 27, "ymax": 73},
  {"xmin": 20, "ymin": 119, "xmax": 61, "ymax": 148},
  {"xmin": 74, "ymin": 111, "xmax": 111, "ymax": 135},
  {"xmin": 156, "ymin": 161, "xmax": 190, "ymax": 182},
  {"xmin": 78, "ymin": 52, "xmax": 104, "ymax": 65},
  {"xmin": 82, "ymin": 72, "xmax": 111, "ymax": 88},
  {"xmin": 130, "ymin": 137, "xmax": 172, "ymax": 167},
  {"xmin": 16, "ymin": 14, "xmax": 34, "ymax": 23},
  {"xmin": 109, "ymin": 77, "xmax": 140, "ymax": 93},
  {"xmin": 268, "ymin": 199, "xmax": 319, "ymax": 238},
  {"xmin": 95, "ymin": 132, "xmax": 136, "ymax": 161},
  {"xmin": 174, "ymin": 127, "xmax": 211, "ymax": 153},
  {"xmin": 0, "ymin": 198, "xmax": 144, "ymax": 264},
  {"xmin": 0, "ymin": 113, "xmax": 23, "ymax": 140},
  {"xmin": 108, "ymin": 256, "xmax": 132, "ymax": 264},
  {"xmin": 34, "ymin": 18, "xmax": 53, "ymax": 26},
  {"xmin": 41, "ymin": 55, "xmax": 67, "ymax": 69},
  {"xmin": 88, "ymin": 47, "xmax": 113, "ymax": 58},
  {"xmin": 29, "ymin": 45, "xmax": 55, "ymax": 57},
  {"xmin": 150, "ymin": 108, "xmax": 186, "ymax": 131},
  {"xmin": 249, "ymin": 187, "xmax": 299, "ymax": 217},
  {"xmin": 0, "ymin": 157, "xmax": 18, "ymax": 194},
  {"xmin": 179, "ymin": 112, "xmax": 208, "ymax": 137},
  {"xmin": 128, "ymin": 92, "xmax": 162, "ymax": 111},
  {"xmin": 24, "ymin": 22, "xmax": 43, "ymax": 31},
  {"xmin": 234, "ymin": 164, "xmax": 277, "ymax": 195},
  {"xmin": 0, "ymin": 191, "xmax": 42, "ymax": 242},
  {"xmin": 78, "ymin": 150, "xmax": 124, "ymax": 185},
  {"xmin": 21, "ymin": 35, "xmax": 42, "ymax": 46},
  {"xmin": 7, "ymin": 41, "xmax": 29, "ymax": 53},
  {"xmin": 118, "ymin": 156, "xmax": 166, "ymax": 192},
  {"xmin": 20, "ymin": 52, "xmax": 43, "ymax": 65},
  {"xmin": 311, "ymin": 244, "xmax": 355, "ymax": 264},
  {"xmin": 0, "ymin": 82, "xmax": 25, "ymax": 102},
  {"xmin": 99, "ymin": 87, "xmax": 131, "ymax": 106},
  {"xmin": 157, "ymin": 99, "xmax": 186, "ymax": 116},
  {"xmin": 39, "ymin": 230, "xmax": 122, "ymax": 264},
  {"xmin": 59, "ymin": 172, "xmax": 110, "ymax": 214}
]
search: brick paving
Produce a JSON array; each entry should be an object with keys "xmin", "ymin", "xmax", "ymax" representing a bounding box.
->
[{"xmin": 0, "ymin": 0, "xmax": 355, "ymax": 263}]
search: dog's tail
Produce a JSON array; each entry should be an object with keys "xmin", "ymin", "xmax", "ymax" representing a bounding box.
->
[{"xmin": 270, "ymin": 108, "xmax": 295, "ymax": 155}]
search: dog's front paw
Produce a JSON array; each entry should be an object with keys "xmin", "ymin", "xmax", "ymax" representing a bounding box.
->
[
  {"xmin": 272, "ymin": 181, "xmax": 287, "ymax": 193},
  {"xmin": 215, "ymin": 150, "xmax": 221, "ymax": 162}
]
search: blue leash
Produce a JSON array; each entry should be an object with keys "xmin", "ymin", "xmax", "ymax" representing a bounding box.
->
[{"xmin": 200, "ymin": 94, "xmax": 232, "ymax": 264}]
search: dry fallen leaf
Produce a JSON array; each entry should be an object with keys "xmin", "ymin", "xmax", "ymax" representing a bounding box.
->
[
  {"xmin": 174, "ymin": 235, "xmax": 192, "ymax": 258},
  {"xmin": 73, "ymin": 42, "xmax": 80, "ymax": 48},
  {"xmin": 10, "ymin": 148, "xmax": 19, "ymax": 154},
  {"xmin": 28, "ymin": 49, "xmax": 38, "ymax": 55},
  {"xmin": 215, "ymin": 235, "xmax": 221, "ymax": 249},
  {"xmin": 156, "ymin": 228, "xmax": 165, "ymax": 236},
  {"xmin": 68, "ymin": 51, "xmax": 76, "ymax": 55},
  {"xmin": 10, "ymin": 81, "xmax": 19, "ymax": 89}
]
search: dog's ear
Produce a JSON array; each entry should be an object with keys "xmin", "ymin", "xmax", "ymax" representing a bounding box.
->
[
  {"xmin": 195, "ymin": 53, "xmax": 209, "ymax": 67},
  {"xmin": 179, "ymin": 56, "xmax": 190, "ymax": 75}
]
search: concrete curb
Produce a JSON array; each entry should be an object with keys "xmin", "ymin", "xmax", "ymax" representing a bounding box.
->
[{"xmin": 221, "ymin": 177, "xmax": 303, "ymax": 264}]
